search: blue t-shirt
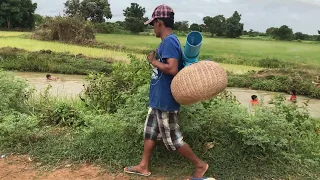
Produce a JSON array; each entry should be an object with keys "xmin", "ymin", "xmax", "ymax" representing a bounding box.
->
[{"xmin": 149, "ymin": 34, "xmax": 184, "ymax": 112}]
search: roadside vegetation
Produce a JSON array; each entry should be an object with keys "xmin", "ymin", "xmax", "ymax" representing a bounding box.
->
[{"xmin": 1, "ymin": 0, "xmax": 320, "ymax": 179}]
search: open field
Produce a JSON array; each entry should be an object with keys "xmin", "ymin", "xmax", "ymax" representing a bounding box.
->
[
  {"xmin": 0, "ymin": 37, "xmax": 134, "ymax": 62},
  {"xmin": 96, "ymin": 34, "xmax": 320, "ymax": 65},
  {"xmin": 0, "ymin": 31, "xmax": 30, "ymax": 37},
  {"xmin": 1, "ymin": 31, "xmax": 319, "ymax": 66}
]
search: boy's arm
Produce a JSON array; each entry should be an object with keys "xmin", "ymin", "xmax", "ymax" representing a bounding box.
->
[{"xmin": 149, "ymin": 57, "xmax": 178, "ymax": 76}]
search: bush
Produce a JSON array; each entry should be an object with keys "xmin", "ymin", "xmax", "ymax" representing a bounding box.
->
[
  {"xmin": 0, "ymin": 112, "xmax": 41, "ymax": 149},
  {"xmin": 0, "ymin": 47, "xmax": 112, "ymax": 75},
  {"xmin": 33, "ymin": 16, "xmax": 95, "ymax": 44},
  {"xmin": 93, "ymin": 22, "xmax": 115, "ymax": 34},
  {"xmin": 81, "ymin": 55, "xmax": 150, "ymax": 113},
  {"xmin": 228, "ymin": 69, "xmax": 320, "ymax": 99},
  {"xmin": 258, "ymin": 57, "xmax": 286, "ymax": 68},
  {"xmin": 0, "ymin": 70, "xmax": 31, "ymax": 113}
]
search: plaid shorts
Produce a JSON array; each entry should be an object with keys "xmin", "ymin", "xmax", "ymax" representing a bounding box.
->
[{"xmin": 144, "ymin": 107, "xmax": 185, "ymax": 151}]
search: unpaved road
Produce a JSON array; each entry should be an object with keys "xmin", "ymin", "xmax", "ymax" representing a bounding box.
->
[{"xmin": 0, "ymin": 155, "xmax": 175, "ymax": 180}]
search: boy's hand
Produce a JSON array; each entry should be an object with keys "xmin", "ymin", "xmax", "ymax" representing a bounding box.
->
[{"xmin": 147, "ymin": 49, "xmax": 157, "ymax": 64}]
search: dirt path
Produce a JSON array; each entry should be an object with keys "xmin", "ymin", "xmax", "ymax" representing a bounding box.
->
[{"xmin": 0, "ymin": 155, "xmax": 171, "ymax": 180}]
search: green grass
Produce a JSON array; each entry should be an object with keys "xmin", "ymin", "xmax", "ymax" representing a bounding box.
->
[
  {"xmin": 0, "ymin": 31, "xmax": 30, "ymax": 37},
  {"xmin": 220, "ymin": 63, "xmax": 262, "ymax": 74},
  {"xmin": 0, "ymin": 37, "xmax": 140, "ymax": 62},
  {"xmin": 96, "ymin": 34, "xmax": 320, "ymax": 65}
]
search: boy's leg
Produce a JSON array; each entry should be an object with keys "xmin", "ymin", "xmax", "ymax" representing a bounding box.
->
[
  {"xmin": 177, "ymin": 144, "xmax": 209, "ymax": 178},
  {"xmin": 157, "ymin": 110, "xmax": 208, "ymax": 178},
  {"xmin": 124, "ymin": 139, "xmax": 156, "ymax": 175},
  {"xmin": 124, "ymin": 108, "xmax": 159, "ymax": 175}
]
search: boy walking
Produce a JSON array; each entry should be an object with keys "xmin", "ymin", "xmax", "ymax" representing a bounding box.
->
[{"xmin": 124, "ymin": 4, "xmax": 209, "ymax": 179}]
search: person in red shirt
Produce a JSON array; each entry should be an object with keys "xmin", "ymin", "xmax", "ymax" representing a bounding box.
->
[
  {"xmin": 250, "ymin": 95, "xmax": 259, "ymax": 106},
  {"xmin": 289, "ymin": 89, "xmax": 297, "ymax": 103}
]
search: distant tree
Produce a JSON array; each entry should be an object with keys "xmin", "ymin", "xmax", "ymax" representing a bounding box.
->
[
  {"xmin": 64, "ymin": 0, "xmax": 81, "ymax": 17},
  {"xmin": 242, "ymin": 30, "xmax": 248, "ymax": 35},
  {"xmin": 174, "ymin": 21, "xmax": 189, "ymax": 31},
  {"xmin": 248, "ymin": 29, "xmax": 255, "ymax": 37},
  {"xmin": 64, "ymin": 0, "xmax": 112, "ymax": 23},
  {"xmin": 294, "ymin": 32, "xmax": 304, "ymax": 40},
  {"xmin": 203, "ymin": 15, "xmax": 226, "ymax": 37},
  {"xmin": 0, "ymin": 0, "xmax": 37, "ymax": 29},
  {"xmin": 200, "ymin": 24, "xmax": 206, "ymax": 32},
  {"xmin": 225, "ymin": 11, "xmax": 243, "ymax": 38},
  {"xmin": 123, "ymin": 3, "xmax": 146, "ymax": 33},
  {"xmin": 275, "ymin": 25, "xmax": 293, "ymax": 40},
  {"xmin": 266, "ymin": 27, "xmax": 278, "ymax": 36},
  {"xmin": 189, "ymin": 23, "xmax": 199, "ymax": 31},
  {"xmin": 33, "ymin": 14, "xmax": 44, "ymax": 27},
  {"xmin": 267, "ymin": 26, "xmax": 293, "ymax": 40},
  {"xmin": 318, "ymin": 30, "xmax": 320, "ymax": 35}
]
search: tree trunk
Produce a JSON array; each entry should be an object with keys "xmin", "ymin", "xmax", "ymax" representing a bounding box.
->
[{"xmin": 7, "ymin": 18, "xmax": 11, "ymax": 29}]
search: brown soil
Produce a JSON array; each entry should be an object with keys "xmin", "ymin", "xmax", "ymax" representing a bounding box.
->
[{"xmin": 0, "ymin": 155, "xmax": 174, "ymax": 180}]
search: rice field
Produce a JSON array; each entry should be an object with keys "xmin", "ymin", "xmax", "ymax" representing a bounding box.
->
[
  {"xmin": 0, "ymin": 37, "xmax": 140, "ymax": 62},
  {"xmin": 0, "ymin": 31, "xmax": 30, "ymax": 37},
  {"xmin": 96, "ymin": 34, "xmax": 320, "ymax": 65},
  {"xmin": 1, "ymin": 31, "xmax": 319, "ymax": 73}
]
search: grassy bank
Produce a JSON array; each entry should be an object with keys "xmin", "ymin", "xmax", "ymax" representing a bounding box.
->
[
  {"xmin": 228, "ymin": 69, "xmax": 320, "ymax": 98},
  {"xmin": 0, "ymin": 48, "xmax": 112, "ymax": 75},
  {"xmin": 1, "ymin": 57, "xmax": 319, "ymax": 179}
]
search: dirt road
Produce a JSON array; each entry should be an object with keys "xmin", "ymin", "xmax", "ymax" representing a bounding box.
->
[{"xmin": 0, "ymin": 155, "xmax": 171, "ymax": 180}]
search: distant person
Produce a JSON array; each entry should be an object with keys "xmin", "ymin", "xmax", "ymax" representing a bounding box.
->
[
  {"xmin": 46, "ymin": 74, "xmax": 58, "ymax": 81},
  {"xmin": 250, "ymin": 95, "xmax": 259, "ymax": 106},
  {"xmin": 289, "ymin": 89, "xmax": 297, "ymax": 103}
]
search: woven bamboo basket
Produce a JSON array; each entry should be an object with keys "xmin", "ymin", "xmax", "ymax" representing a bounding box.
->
[{"xmin": 171, "ymin": 60, "xmax": 228, "ymax": 105}]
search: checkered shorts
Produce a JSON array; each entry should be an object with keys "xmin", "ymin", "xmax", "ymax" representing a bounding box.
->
[{"xmin": 144, "ymin": 107, "xmax": 185, "ymax": 151}]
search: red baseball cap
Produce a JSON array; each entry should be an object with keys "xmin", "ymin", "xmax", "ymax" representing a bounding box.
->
[{"xmin": 144, "ymin": 4, "xmax": 174, "ymax": 25}]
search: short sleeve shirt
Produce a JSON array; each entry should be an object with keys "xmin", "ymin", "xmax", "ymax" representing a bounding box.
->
[{"xmin": 149, "ymin": 34, "xmax": 184, "ymax": 111}]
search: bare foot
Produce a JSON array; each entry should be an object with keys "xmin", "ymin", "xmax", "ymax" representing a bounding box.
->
[
  {"xmin": 193, "ymin": 162, "xmax": 209, "ymax": 178},
  {"xmin": 123, "ymin": 165, "xmax": 151, "ymax": 176}
]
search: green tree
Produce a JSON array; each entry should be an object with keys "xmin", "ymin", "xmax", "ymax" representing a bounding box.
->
[
  {"xmin": 123, "ymin": 3, "xmax": 146, "ymax": 33},
  {"xmin": 203, "ymin": 15, "xmax": 226, "ymax": 37},
  {"xmin": 64, "ymin": 0, "xmax": 112, "ymax": 23},
  {"xmin": 266, "ymin": 27, "xmax": 278, "ymax": 36},
  {"xmin": 19, "ymin": 0, "xmax": 38, "ymax": 28},
  {"xmin": 294, "ymin": 32, "xmax": 304, "ymax": 40},
  {"xmin": 174, "ymin": 21, "xmax": 189, "ymax": 31},
  {"xmin": 275, "ymin": 25, "xmax": 293, "ymax": 40},
  {"xmin": 0, "ymin": 0, "xmax": 37, "ymax": 29},
  {"xmin": 33, "ymin": 14, "xmax": 44, "ymax": 27},
  {"xmin": 225, "ymin": 11, "xmax": 243, "ymax": 38},
  {"xmin": 190, "ymin": 23, "xmax": 201, "ymax": 31},
  {"xmin": 64, "ymin": 0, "xmax": 81, "ymax": 18}
]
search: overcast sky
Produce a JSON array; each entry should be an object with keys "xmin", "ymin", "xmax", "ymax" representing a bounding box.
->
[{"xmin": 33, "ymin": 0, "xmax": 320, "ymax": 35}]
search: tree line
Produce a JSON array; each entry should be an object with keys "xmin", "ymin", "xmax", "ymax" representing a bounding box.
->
[{"xmin": 1, "ymin": 0, "xmax": 319, "ymax": 41}]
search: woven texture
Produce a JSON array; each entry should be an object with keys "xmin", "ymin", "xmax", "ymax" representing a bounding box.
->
[{"xmin": 171, "ymin": 61, "xmax": 228, "ymax": 105}]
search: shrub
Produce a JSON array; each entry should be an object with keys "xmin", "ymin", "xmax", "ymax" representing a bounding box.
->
[
  {"xmin": 258, "ymin": 57, "xmax": 285, "ymax": 68},
  {"xmin": 93, "ymin": 22, "xmax": 115, "ymax": 34},
  {"xmin": 0, "ymin": 112, "xmax": 41, "ymax": 149},
  {"xmin": 228, "ymin": 69, "xmax": 320, "ymax": 99},
  {"xmin": 33, "ymin": 16, "xmax": 95, "ymax": 44},
  {"xmin": 0, "ymin": 47, "xmax": 112, "ymax": 75},
  {"xmin": 81, "ymin": 55, "xmax": 150, "ymax": 113},
  {"xmin": 0, "ymin": 70, "xmax": 32, "ymax": 113}
]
